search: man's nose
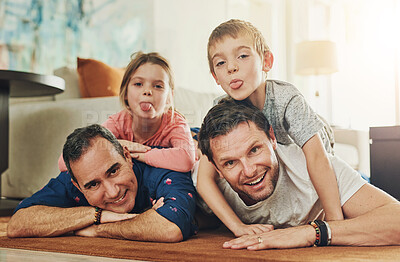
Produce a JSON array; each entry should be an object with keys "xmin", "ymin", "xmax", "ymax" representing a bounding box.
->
[
  {"xmin": 241, "ymin": 160, "xmax": 256, "ymax": 177},
  {"xmin": 104, "ymin": 180, "xmax": 119, "ymax": 199}
]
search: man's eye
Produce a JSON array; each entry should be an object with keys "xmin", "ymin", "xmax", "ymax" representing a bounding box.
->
[
  {"xmin": 86, "ymin": 181, "xmax": 99, "ymax": 189},
  {"xmin": 110, "ymin": 168, "xmax": 118, "ymax": 176},
  {"xmin": 250, "ymin": 146, "xmax": 259, "ymax": 154},
  {"xmin": 224, "ymin": 160, "xmax": 234, "ymax": 167},
  {"xmin": 216, "ymin": 61, "xmax": 225, "ymax": 67}
]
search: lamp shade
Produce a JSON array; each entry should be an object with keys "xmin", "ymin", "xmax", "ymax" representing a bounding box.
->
[{"xmin": 295, "ymin": 40, "xmax": 338, "ymax": 75}]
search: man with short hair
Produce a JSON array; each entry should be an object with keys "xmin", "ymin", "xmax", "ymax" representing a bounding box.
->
[
  {"xmin": 198, "ymin": 98, "xmax": 400, "ymax": 250},
  {"xmin": 8, "ymin": 124, "xmax": 197, "ymax": 242}
]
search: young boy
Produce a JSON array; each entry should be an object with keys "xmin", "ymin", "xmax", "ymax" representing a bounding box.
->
[{"xmin": 197, "ymin": 19, "xmax": 343, "ymax": 237}]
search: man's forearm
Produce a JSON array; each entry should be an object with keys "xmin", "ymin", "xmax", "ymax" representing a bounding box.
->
[
  {"xmin": 7, "ymin": 205, "xmax": 95, "ymax": 238},
  {"xmin": 330, "ymin": 202, "xmax": 400, "ymax": 246},
  {"xmin": 94, "ymin": 209, "xmax": 183, "ymax": 242}
]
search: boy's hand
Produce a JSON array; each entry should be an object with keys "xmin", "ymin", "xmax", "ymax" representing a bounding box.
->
[{"xmin": 233, "ymin": 223, "xmax": 274, "ymax": 237}]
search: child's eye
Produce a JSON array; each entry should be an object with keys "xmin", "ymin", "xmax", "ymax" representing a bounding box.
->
[
  {"xmin": 154, "ymin": 84, "xmax": 164, "ymax": 89},
  {"xmin": 238, "ymin": 54, "xmax": 249, "ymax": 59},
  {"xmin": 133, "ymin": 82, "xmax": 143, "ymax": 87},
  {"xmin": 215, "ymin": 61, "xmax": 225, "ymax": 67}
]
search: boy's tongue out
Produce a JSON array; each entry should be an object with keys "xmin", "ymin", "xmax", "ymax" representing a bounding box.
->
[
  {"xmin": 230, "ymin": 80, "xmax": 243, "ymax": 90},
  {"xmin": 140, "ymin": 102, "xmax": 152, "ymax": 111}
]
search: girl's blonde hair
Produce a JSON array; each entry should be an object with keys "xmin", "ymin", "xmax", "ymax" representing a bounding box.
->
[{"xmin": 119, "ymin": 51, "xmax": 175, "ymax": 115}]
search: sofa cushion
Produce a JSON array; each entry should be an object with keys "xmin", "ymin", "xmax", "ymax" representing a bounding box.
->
[
  {"xmin": 54, "ymin": 66, "xmax": 81, "ymax": 100},
  {"xmin": 77, "ymin": 57, "xmax": 125, "ymax": 98}
]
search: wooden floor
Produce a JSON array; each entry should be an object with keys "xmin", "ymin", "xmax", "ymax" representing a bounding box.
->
[{"xmin": 0, "ymin": 247, "xmax": 142, "ymax": 262}]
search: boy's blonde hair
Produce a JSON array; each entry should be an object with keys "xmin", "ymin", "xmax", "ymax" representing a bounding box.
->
[
  {"xmin": 119, "ymin": 51, "xmax": 175, "ymax": 112},
  {"xmin": 207, "ymin": 19, "xmax": 270, "ymax": 75}
]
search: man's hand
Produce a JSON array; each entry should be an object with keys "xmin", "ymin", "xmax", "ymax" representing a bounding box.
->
[
  {"xmin": 223, "ymin": 225, "xmax": 315, "ymax": 250},
  {"xmin": 74, "ymin": 225, "xmax": 97, "ymax": 237},
  {"xmin": 100, "ymin": 210, "xmax": 137, "ymax": 224},
  {"xmin": 232, "ymin": 223, "xmax": 274, "ymax": 237},
  {"xmin": 75, "ymin": 211, "xmax": 136, "ymax": 237}
]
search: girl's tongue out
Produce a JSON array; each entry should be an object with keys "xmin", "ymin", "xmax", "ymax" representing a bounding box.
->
[{"xmin": 140, "ymin": 102, "xmax": 152, "ymax": 111}]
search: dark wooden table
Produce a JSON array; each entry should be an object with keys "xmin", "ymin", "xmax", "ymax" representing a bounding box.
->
[{"xmin": 0, "ymin": 70, "xmax": 64, "ymax": 216}]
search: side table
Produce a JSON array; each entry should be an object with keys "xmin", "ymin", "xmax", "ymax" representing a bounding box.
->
[{"xmin": 0, "ymin": 70, "xmax": 65, "ymax": 216}]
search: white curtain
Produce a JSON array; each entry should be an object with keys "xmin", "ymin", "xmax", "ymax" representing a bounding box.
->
[{"xmin": 287, "ymin": 0, "xmax": 400, "ymax": 130}]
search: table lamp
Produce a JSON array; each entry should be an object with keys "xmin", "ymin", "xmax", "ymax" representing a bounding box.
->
[{"xmin": 295, "ymin": 40, "xmax": 338, "ymax": 122}]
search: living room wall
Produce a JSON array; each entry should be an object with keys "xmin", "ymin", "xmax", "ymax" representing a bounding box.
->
[
  {"xmin": 0, "ymin": 0, "xmax": 285, "ymax": 94},
  {"xmin": 1, "ymin": 0, "xmax": 399, "ymax": 129},
  {"xmin": 0, "ymin": 0, "xmax": 152, "ymax": 73}
]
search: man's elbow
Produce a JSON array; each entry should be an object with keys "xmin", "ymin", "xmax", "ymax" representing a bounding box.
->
[
  {"xmin": 7, "ymin": 219, "xmax": 26, "ymax": 238},
  {"xmin": 163, "ymin": 226, "xmax": 183, "ymax": 243}
]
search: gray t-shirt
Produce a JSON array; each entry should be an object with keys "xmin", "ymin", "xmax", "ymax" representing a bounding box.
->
[
  {"xmin": 263, "ymin": 80, "xmax": 333, "ymax": 152},
  {"xmin": 214, "ymin": 80, "xmax": 334, "ymax": 152}
]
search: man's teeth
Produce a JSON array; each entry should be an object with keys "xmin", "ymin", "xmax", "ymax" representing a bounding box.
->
[
  {"xmin": 247, "ymin": 175, "xmax": 264, "ymax": 185},
  {"xmin": 113, "ymin": 192, "xmax": 125, "ymax": 204}
]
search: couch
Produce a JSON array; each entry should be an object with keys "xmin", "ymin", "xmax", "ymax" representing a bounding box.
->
[{"xmin": 1, "ymin": 65, "xmax": 370, "ymax": 199}]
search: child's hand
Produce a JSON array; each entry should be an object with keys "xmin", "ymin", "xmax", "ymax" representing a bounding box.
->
[
  {"xmin": 233, "ymin": 223, "xmax": 274, "ymax": 237},
  {"xmin": 151, "ymin": 197, "xmax": 165, "ymax": 210},
  {"xmin": 118, "ymin": 140, "xmax": 151, "ymax": 154}
]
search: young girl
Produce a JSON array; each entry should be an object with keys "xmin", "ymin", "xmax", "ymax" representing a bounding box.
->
[
  {"xmin": 197, "ymin": 19, "xmax": 343, "ymax": 237},
  {"xmin": 59, "ymin": 52, "xmax": 195, "ymax": 173}
]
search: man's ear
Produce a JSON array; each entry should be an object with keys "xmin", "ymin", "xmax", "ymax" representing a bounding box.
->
[
  {"xmin": 215, "ymin": 168, "xmax": 224, "ymax": 179},
  {"xmin": 123, "ymin": 146, "xmax": 133, "ymax": 163},
  {"xmin": 71, "ymin": 179, "xmax": 83, "ymax": 193},
  {"xmin": 268, "ymin": 126, "xmax": 277, "ymax": 150},
  {"xmin": 212, "ymin": 72, "xmax": 220, "ymax": 85},
  {"xmin": 263, "ymin": 51, "xmax": 274, "ymax": 72},
  {"xmin": 211, "ymin": 161, "xmax": 224, "ymax": 179}
]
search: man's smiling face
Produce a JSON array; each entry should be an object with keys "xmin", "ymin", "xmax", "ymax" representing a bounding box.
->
[
  {"xmin": 210, "ymin": 121, "xmax": 279, "ymax": 206},
  {"xmin": 71, "ymin": 137, "xmax": 138, "ymax": 213}
]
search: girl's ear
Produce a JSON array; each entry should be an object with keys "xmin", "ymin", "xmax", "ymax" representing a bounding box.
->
[
  {"xmin": 166, "ymin": 88, "xmax": 174, "ymax": 106},
  {"xmin": 263, "ymin": 51, "xmax": 274, "ymax": 72}
]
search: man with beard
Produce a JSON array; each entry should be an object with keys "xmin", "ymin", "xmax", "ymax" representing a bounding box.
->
[{"xmin": 197, "ymin": 98, "xmax": 400, "ymax": 250}]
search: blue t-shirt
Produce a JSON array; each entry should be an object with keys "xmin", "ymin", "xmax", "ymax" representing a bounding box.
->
[{"xmin": 15, "ymin": 160, "xmax": 198, "ymax": 240}]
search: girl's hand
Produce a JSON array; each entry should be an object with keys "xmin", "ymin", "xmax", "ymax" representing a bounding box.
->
[
  {"xmin": 152, "ymin": 197, "xmax": 165, "ymax": 210},
  {"xmin": 233, "ymin": 223, "xmax": 274, "ymax": 237},
  {"xmin": 118, "ymin": 140, "xmax": 151, "ymax": 153}
]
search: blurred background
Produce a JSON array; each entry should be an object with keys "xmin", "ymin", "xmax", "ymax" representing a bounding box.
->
[{"xmin": 1, "ymin": 0, "xmax": 399, "ymax": 130}]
